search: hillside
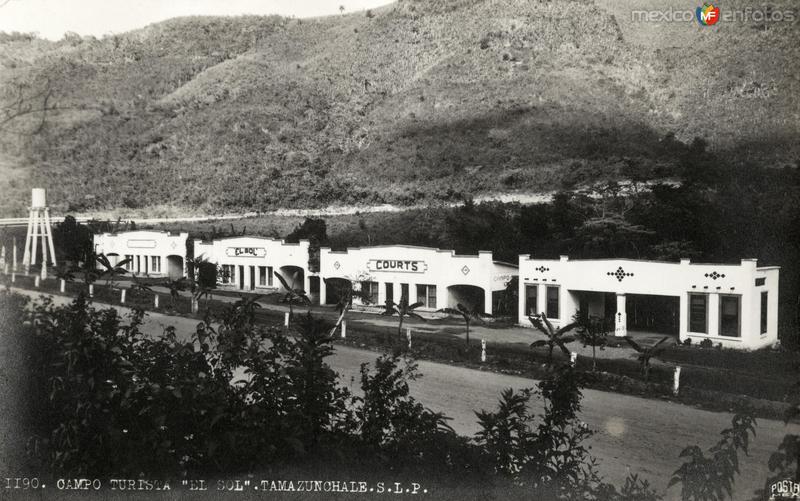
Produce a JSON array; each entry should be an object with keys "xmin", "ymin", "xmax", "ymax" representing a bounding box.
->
[{"xmin": 0, "ymin": 0, "xmax": 798, "ymax": 215}]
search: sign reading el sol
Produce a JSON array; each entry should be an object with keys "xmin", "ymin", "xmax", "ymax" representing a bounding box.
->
[
  {"xmin": 367, "ymin": 259, "xmax": 427, "ymax": 273},
  {"xmin": 225, "ymin": 247, "xmax": 266, "ymax": 258}
]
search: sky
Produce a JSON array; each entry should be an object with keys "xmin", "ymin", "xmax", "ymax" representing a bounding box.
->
[{"xmin": 0, "ymin": 0, "xmax": 394, "ymax": 40}]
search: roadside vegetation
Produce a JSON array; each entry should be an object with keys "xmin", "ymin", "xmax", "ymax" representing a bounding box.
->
[{"xmin": 2, "ymin": 288, "xmax": 797, "ymax": 499}]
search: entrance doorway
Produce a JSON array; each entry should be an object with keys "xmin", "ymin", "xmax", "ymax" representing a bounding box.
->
[
  {"xmin": 400, "ymin": 283, "xmax": 409, "ymax": 302},
  {"xmin": 249, "ymin": 266, "xmax": 255, "ymax": 290},
  {"xmin": 238, "ymin": 265, "xmax": 244, "ymax": 290}
]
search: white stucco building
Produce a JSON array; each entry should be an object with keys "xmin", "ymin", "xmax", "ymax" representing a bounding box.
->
[
  {"xmin": 319, "ymin": 245, "xmax": 518, "ymax": 315},
  {"xmin": 193, "ymin": 237, "xmax": 313, "ymax": 295},
  {"xmin": 518, "ymin": 256, "xmax": 779, "ymax": 350},
  {"xmin": 93, "ymin": 230, "xmax": 189, "ymax": 279}
]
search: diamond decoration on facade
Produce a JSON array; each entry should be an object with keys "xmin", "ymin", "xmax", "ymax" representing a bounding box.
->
[
  {"xmin": 334, "ymin": 261, "xmax": 341, "ymax": 270},
  {"xmin": 704, "ymin": 271, "xmax": 725, "ymax": 280},
  {"xmin": 607, "ymin": 266, "xmax": 634, "ymax": 282},
  {"xmin": 535, "ymin": 266, "xmax": 550, "ymax": 273},
  {"xmin": 461, "ymin": 265, "xmax": 470, "ymax": 275},
  {"xmin": 171, "ymin": 241, "xmax": 177, "ymax": 249}
]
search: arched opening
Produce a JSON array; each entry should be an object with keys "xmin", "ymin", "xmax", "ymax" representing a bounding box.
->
[
  {"xmin": 166, "ymin": 255, "xmax": 184, "ymax": 280},
  {"xmin": 277, "ymin": 265, "xmax": 305, "ymax": 293},
  {"xmin": 446, "ymin": 284, "xmax": 486, "ymax": 313},
  {"xmin": 324, "ymin": 277, "xmax": 352, "ymax": 306},
  {"xmin": 106, "ymin": 253, "xmax": 120, "ymax": 267}
]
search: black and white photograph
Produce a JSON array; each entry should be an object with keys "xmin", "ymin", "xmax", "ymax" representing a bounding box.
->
[{"xmin": 0, "ymin": 0, "xmax": 799, "ymax": 499}]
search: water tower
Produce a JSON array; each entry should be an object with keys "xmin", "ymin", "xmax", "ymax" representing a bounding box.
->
[{"xmin": 22, "ymin": 188, "xmax": 57, "ymax": 271}]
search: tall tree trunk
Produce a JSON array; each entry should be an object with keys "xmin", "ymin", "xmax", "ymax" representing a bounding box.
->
[{"xmin": 465, "ymin": 320, "xmax": 470, "ymax": 347}]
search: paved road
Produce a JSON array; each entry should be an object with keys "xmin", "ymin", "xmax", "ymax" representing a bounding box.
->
[{"xmin": 7, "ymin": 289, "xmax": 798, "ymax": 500}]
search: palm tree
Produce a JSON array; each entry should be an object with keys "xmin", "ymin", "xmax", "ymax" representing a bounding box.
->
[
  {"xmin": 623, "ymin": 336, "xmax": 673, "ymax": 380},
  {"xmin": 437, "ymin": 303, "xmax": 493, "ymax": 347},
  {"xmin": 528, "ymin": 313, "xmax": 578, "ymax": 364},
  {"xmin": 95, "ymin": 253, "xmax": 132, "ymax": 290},
  {"xmin": 381, "ymin": 293, "xmax": 425, "ymax": 341},
  {"xmin": 323, "ymin": 277, "xmax": 372, "ymax": 337},
  {"xmin": 129, "ymin": 274, "xmax": 154, "ymax": 298},
  {"xmin": 54, "ymin": 263, "xmax": 76, "ymax": 283},
  {"xmin": 162, "ymin": 277, "xmax": 190, "ymax": 309},
  {"xmin": 575, "ymin": 314, "xmax": 609, "ymax": 372},
  {"xmin": 274, "ymin": 270, "xmax": 311, "ymax": 317}
]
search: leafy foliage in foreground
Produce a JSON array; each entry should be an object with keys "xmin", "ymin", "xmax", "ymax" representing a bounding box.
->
[{"xmin": 1, "ymin": 289, "xmax": 780, "ymax": 499}]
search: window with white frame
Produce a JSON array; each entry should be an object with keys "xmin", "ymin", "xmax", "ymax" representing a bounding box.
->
[
  {"xmin": 125, "ymin": 255, "xmax": 135, "ymax": 272},
  {"xmin": 719, "ymin": 295, "xmax": 741, "ymax": 338},
  {"xmin": 688, "ymin": 293, "xmax": 708, "ymax": 334},
  {"xmin": 361, "ymin": 281, "xmax": 379, "ymax": 305},
  {"xmin": 525, "ymin": 285, "xmax": 538, "ymax": 316},
  {"xmin": 546, "ymin": 285, "xmax": 559, "ymax": 319},
  {"xmin": 219, "ymin": 264, "xmax": 235, "ymax": 285},
  {"xmin": 151, "ymin": 256, "xmax": 161, "ymax": 273},
  {"xmin": 416, "ymin": 284, "xmax": 436, "ymax": 309},
  {"xmin": 258, "ymin": 266, "xmax": 267, "ymax": 286}
]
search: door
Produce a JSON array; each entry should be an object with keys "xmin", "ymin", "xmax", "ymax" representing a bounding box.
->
[
  {"xmin": 385, "ymin": 282, "xmax": 394, "ymax": 305},
  {"xmin": 249, "ymin": 266, "xmax": 255, "ymax": 290},
  {"xmin": 238, "ymin": 265, "xmax": 245, "ymax": 290},
  {"xmin": 400, "ymin": 283, "xmax": 409, "ymax": 303}
]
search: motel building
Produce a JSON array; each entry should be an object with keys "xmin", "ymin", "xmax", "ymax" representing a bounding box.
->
[
  {"xmin": 193, "ymin": 237, "xmax": 314, "ymax": 297},
  {"xmin": 93, "ymin": 231, "xmax": 189, "ymax": 279},
  {"xmin": 319, "ymin": 245, "xmax": 518, "ymax": 315},
  {"xmin": 518, "ymin": 256, "xmax": 780, "ymax": 350}
]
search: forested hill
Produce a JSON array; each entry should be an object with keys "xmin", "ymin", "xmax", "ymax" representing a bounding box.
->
[{"xmin": 0, "ymin": 0, "xmax": 798, "ymax": 215}]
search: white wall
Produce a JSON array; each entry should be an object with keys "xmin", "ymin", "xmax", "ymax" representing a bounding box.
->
[
  {"xmin": 93, "ymin": 231, "xmax": 188, "ymax": 278},
  {"xmin": 320, "ymin": 245, "xmax": 518, "ymax": 314},
  {"xmin": 518, "ymin": 256, "xmax": 779, "ymax": 350},
  {"xmin": 193, "ymin": 237, "xmax": 311, "ymax": 294}
]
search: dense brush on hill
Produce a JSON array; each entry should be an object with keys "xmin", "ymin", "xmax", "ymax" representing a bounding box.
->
[{"xmin": 0, "ymin": 0, "xmax": 797, "ymax": 215}]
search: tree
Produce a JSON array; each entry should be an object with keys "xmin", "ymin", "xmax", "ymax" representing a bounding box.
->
[
  {"xmin": 285, "ymin": 218, "xmax": 328, "ymax": 273},
  {"xmin": 381, "ymin": 293, "xmax": 425, "ymax": 341},
  {"xmin": 273, "ymin": 270, "xmax": 311, "ymax": 317},
  {"xmin": 623, "ymin": 336, "xmax": 672, "ymax": 380},
  {"xmin": 52, "ymin": 216, "xmax": 93, "ymax": 265},
  {"xmin": 575, "ymin": 314, "xmax": 609, "ymax": 372},
  {"xmin": 528, "ymin": 313, "xmax": 578, "ymax": 364},
  {"xmin": 437, "ymin": 302, "xmax": 492, "ymax": 347}
]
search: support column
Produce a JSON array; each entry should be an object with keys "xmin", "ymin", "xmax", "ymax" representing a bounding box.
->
[
  {"xmin": 22, "ymin": 210, "xmax": 33, "ymax": 270},
  {"xmin": 319, "ymin": 277, "xmax": 327, "ymax": 305},
  {"xmin": 708, "ymin": 293, "xmax": 720, "ymax": 337},
  {"xmin": 614, "ymin": 293, "xmax": 627, "ymax": 337},
  {"xmin": 483, "ymin": 287, "xmax": 493, "ymax": 316},
  {"xmin": 30, "ymin": 210, "xmax": 39, "ymax": 272},
  {"xmin": 44, "ymin": 208, "xmax": 57, "ymax": 266}
]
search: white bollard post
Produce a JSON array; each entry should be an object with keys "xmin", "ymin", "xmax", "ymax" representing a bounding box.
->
[
  {"xmin": 191, "ymin": 297, "xmax": 198, "ymax": 314},
  {"xmin": 570, "ymin": 352, "xmax": 578, "ymax": 367},
  {"xmin": 154, "ymin": 294, "xmax": 159, "ymax": 308},
  {"xmin": 34, "ymin": 275, "xmax": 40, "ymax": 287},
  {"xmin": 481, "ymin": 339, "xmax": 487, "ymax": 363},
  {"xmin": 60, "ymin": 279, "xmax": 65, "ymax": 293},
  {"xmin": 284, "ymin": 311, "xmax": 290, "ymax": 327},
  {"xmin": 406, "ymin": 328, "xmax": 411, "ymax": 349},
  {"xmin": 40, "ymin": 264, "xmax": 47, "ymax": 280},
  {"xmin": 88, "ymin": 283, "xmax": 94, "ymax": 297},
  {"xmin": 673, "ymin": 366, "xmax": 681, "ymax": 396},
  {"xmin": 11, "ymin": 272, "xmax": 15, "ymax": 283},
  {"xmin": 341, "ymin": 319, "xmax": 347, "ymax": 339},
  {"xmin": 121, "ymin": 289, "xmax": 126, "ymax": 304}
]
